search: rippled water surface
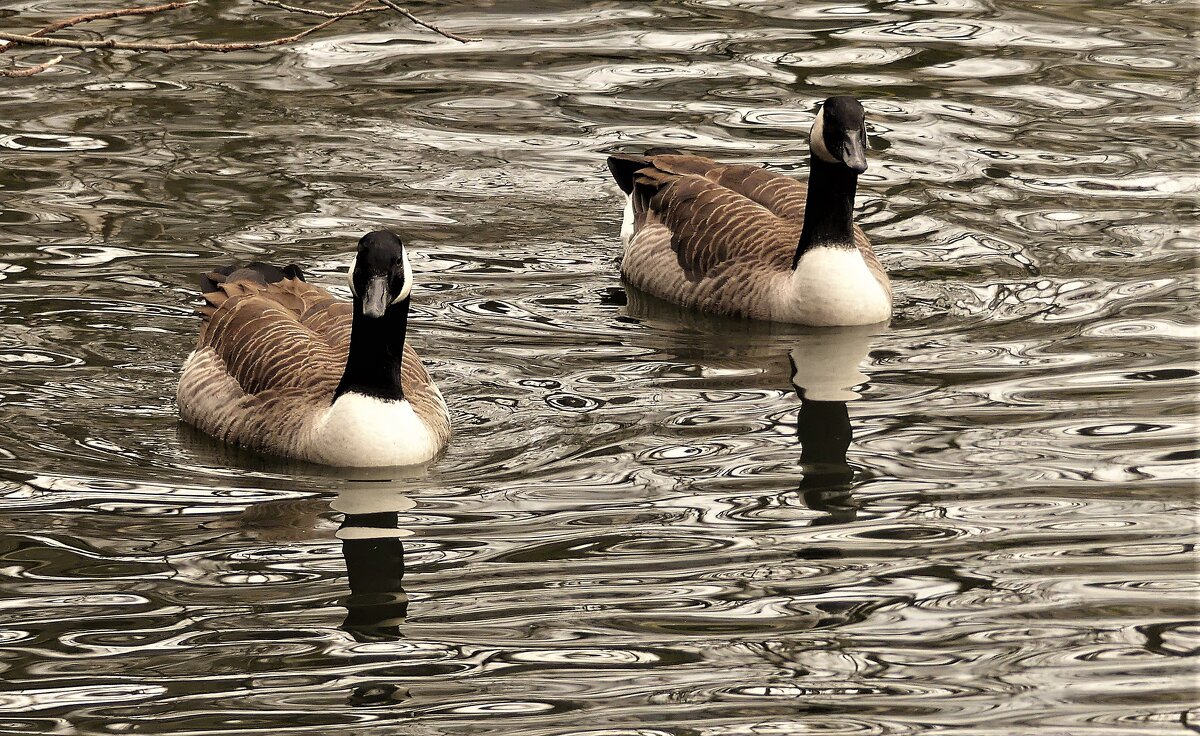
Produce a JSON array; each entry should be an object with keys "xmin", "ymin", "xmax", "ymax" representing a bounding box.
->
[{"xmin": 1, "ymin": 0, "xmax": 1197, "ymax": 733}]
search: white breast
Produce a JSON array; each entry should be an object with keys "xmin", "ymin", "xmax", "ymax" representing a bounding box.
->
[
  {"xmin": 772, "ymin": 246, "xmax": 891, "ymax": 326},
  {"xmin": 306, "ymin": 394, "xmax": 440, "ymax": 467}
]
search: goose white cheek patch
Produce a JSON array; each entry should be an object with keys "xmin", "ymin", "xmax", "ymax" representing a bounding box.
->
[
  {"xmin": 347, "ymin": 263, "xmax": 358, "ymax": 297},
  {"xmin": 809, "ymin": 108, "xmax": 838, "ymax": 164},
  {"xmin": 393, "ymin": 247, "xmax": 412, "ymax": 304}
]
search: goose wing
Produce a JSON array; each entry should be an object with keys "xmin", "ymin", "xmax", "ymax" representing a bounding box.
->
[
  {"xmin": 633, "ymin": 154, "xmax": 812, "ymax": 221},
  {"xmin": 196, "ymin": 273, "xmax": 347, "ymax": 398},
  {"xmin": 612, "ymin": 154, "xmax": 801, "ymax": 280}
]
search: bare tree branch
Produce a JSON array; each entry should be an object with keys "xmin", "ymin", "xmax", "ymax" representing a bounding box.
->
[
  {"xmin": 0, "ymin": 0, "xmax": 476, "ymax": 69},
  {"xmin": 249, "ymin": 0, "xmax": 387, "ymax": 19},
  {"xmin": 251, "ymin": 0, "xmax": 476, "ymax": 43},
  {"xmin": 0, "ymin": 1, "xmax": 195, "ymax": 54},
  {"xmin": 0, "ymin": 0, "xmax": 372, "ymax": 53},
  {"xmin": 376, "ymin": 0, "xmax": 478, "ymax": 43},
  {"xmin": 35, "ymin": 2, "xmax": 198, "ymax": 37},
  {"xmin": 0, "ymin": 54, "xmax": 63, "ymax": 77}
]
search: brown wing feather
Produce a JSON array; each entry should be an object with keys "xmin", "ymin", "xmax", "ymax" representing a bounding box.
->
[
  {"xmin": 707, "ymin": 164, "xmax": 811, "ymax": 221},
  {"xmin": 398, "ymin": 344, "xmax": 451, "ymax": 448},
  {"xmin": 198, "ymin": 279, "xmax": 345, "ymax": 398},
  {"xmin": 633, "ymin": 167, "xmax": 799, "ymax": 281},
  {"xmin": 635, "ymin": 154, "xmax": 810, "ymax": 221}
]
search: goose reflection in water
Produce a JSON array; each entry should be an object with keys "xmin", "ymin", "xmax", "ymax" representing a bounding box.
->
[
  {"xmin": 619, "ymin": 288, "xmax": 879, "ymax": 526},
  {"xmin": 787, "ymin": 326, "xmax": 876, "ymax": 526},
  {"xmin": 244, "ymin": 483, "xmax": 414, "ymax": 706},
  {"xmin": 332, "ymin": 485, "xmax": 413, "ymax": 641},
  {"xmin": 332, "ymin": 485, "xmax": 414, "ymax": 708},
  {"xmin": 188, "ymin": 420, "xmax": 420, "ymax": 648},
  {"xmin": 231, "ymin": 478, "xmax": 414, "ymax": 644}
]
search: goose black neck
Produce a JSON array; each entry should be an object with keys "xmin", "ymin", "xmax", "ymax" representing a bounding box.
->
[
  {"xmin": 334, "ymin": 298, "xmax": 408, "ymax": 402},
  {"xmin": 793, "ymin": 157, "xmax": 859, "ymax": 268}
]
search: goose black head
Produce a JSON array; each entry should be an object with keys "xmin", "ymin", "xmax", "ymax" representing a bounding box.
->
[
  {"xmin": 349, "ymin": 230, "xmax": 412, "ymax": 318},
  {"xmin": 810, "ymin": 96, "xmax": 869, "ymax": 174}
]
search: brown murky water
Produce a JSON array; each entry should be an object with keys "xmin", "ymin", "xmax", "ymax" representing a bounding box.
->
[{"xmin": 0, "ymin": 0, "xmax": 1196, "ymax": 733}]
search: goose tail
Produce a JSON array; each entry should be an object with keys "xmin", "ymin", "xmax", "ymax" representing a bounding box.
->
[
  {"xmin": 198, "ymin": 262, "xmax": 305, "ymax": 294},
  {"xmin": 194, "ymin": 262, "xmax": 307, "ymax": 339},
  {"xmin": 606, "ymin": 147, "xmax": 686, "ymax": 193}
]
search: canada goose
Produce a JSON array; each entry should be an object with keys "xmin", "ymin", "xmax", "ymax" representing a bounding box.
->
[
  {"xmin": 177, "ymin": 231, "xmax": 451, "ymax": 467},
  {"xmin": 607, "ymin": 95, "xmax": 891, "ymax": 326}
]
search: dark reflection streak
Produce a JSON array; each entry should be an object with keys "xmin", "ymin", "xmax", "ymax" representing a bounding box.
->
[
  {"xmin": 786, "ymin": 330, "xmax": 876, "ymax": 527},
  {"xmin": 796, "ymin": 395, "xmax": 858, "ymax": 526},
  {"xmin": 339, "ymin": 510, "xmax": 408, "ymax": 642},
  {"xmin": 330, "ymin": 486, "xmax": 420, "ymax": 708}
]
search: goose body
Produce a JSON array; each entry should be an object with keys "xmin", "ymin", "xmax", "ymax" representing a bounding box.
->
[
  {"xmin": 608, "ymin": 96, "xmax": 891, "ymax": 326},
  {"xmin": 177, "ymin": 232, "xmax": 450, "ymax": 467}
]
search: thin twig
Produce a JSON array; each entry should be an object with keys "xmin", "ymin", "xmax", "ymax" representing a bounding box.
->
[
  {"xmin": 376, "ymin": 0, "xmax": 477, "ymax": 43},
  {"xmin": 0, "ymin": 54, "xmax": 63, "ymax": 77},
  {"xmin": 0, "ymin": 1, "xmax": 195, "ymax": 54},
  {"xmin": 0, "ymin": 1, "xmax": 370, "ymax": 53},
  {"xmin": 249, "ymin": 0, "xmax": 386, "ymax": 19},
  {"xmin": 255, "ymin": 0, "xmax": 476, "ymax": 42},
  {"xmin": 36, "ymin": 1, "xmax": 197, "ymax": 36},
  {"xmin": 0, "ymin": 0, "xmax": 477, "ymax": 59}
]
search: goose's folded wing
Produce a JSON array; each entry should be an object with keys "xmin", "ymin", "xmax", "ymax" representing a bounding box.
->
[
  {"xmin": 400, "ymin": 344, "xmax": 451, "ymax": 443},
  {"xmin": 200, "ymin": 272, "xmax": 351, "ymax": 350},
  {"xmin": 619, "ymin": 154, "xmax": 810, "ymax": 223},
  {"xmin": 635, "ymin": 169, "xmax": 799, "ymax": 280},
  {"xmin": 704, "ymin": 163, "xmax": 810, "ymax": 222},
  {"xmin": 200, "ymin": 286, "xmax": 345, "ymax": 398},
  {"xmin": 857, "ymin": 236, "xmax": 889, "ymax": 297},
  {"xmin": 288, "ymin": 280, "xmax": 352, "ymax": 350}
]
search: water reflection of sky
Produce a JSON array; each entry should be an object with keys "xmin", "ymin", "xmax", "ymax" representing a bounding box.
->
[{"xmin": 0, "ymin": 0, "xmax": 1195, "ymax": 732}]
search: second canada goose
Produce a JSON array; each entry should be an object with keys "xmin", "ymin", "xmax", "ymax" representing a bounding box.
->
[
  {"xmin": 177, "ymin": 231, "xmax": 451, "ymax": 467},
  {"xmin": 607, "ymin": 95, "xmax": 891, "ymax": 326}
]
